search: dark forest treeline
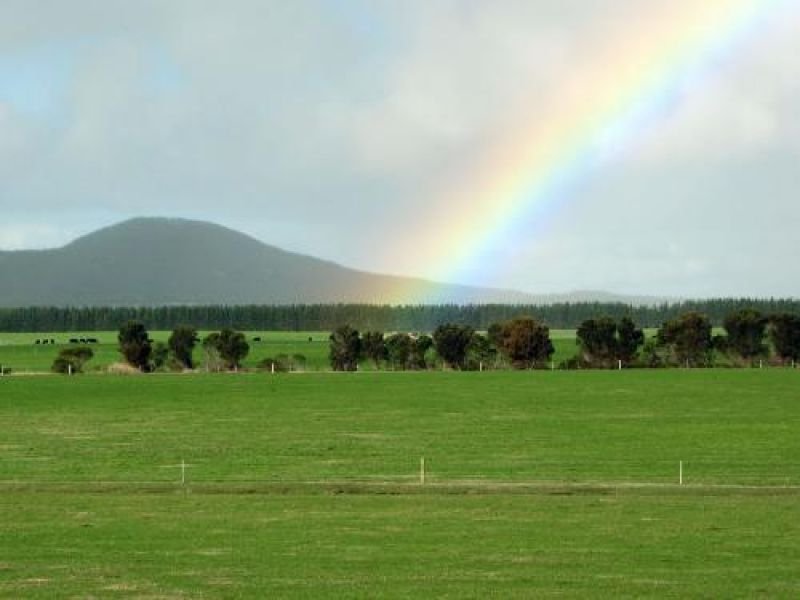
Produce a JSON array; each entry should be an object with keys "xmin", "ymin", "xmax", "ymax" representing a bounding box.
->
[{"xmin": 1, "ymin": 299, "xmax": 799, "ymax": 332}]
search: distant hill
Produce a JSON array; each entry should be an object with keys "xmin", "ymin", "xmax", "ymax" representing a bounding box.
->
[
  {"xmin": 0, "ymin": 218, "xmax": 539, "ymax": 307},
  {"xmin": 0, "ymin": 217, "xmax": 673, "ymax": 308}
]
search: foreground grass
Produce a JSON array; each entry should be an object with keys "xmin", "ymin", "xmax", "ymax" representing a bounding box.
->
[
  {"xmin": 1, "ymin": 490, "xmax": 799, "ymax": 597},
  {"xmin": 1, "ymin": 370, "xmax": 798, "ymax": 486},
  {"xmin": 2, "ymin": 370, "xmax": 799, "ymax": 597}
]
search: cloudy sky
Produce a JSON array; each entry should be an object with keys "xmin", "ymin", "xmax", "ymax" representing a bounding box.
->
[{"xmin": 1, "ymin": 0, "xmax": 798, "ymax": 298}]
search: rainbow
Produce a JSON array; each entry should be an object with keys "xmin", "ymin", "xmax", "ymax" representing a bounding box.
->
[{"xmin": 387, "ymin": 0, "xmax": 792, "ymax": 303}]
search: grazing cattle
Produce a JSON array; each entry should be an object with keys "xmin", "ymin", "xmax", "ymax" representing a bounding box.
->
[
  {"xmin": 51, "ymin": 339, "xmax": 55, "ymax": 344},
  {"xmin": 87, "ymin": 338, "xmax": 98, "ymax": 344},
  {"xmin": 69, "ymin": 338, "xmax": 79, "ymax": 344},
  {"xmin": 79, "ymin": 338, "xmax": 87, "ymax": 343},
  {"xmin": 35, "ymin": 339, "xmax": 41, "ymax": 345},
  {"xmin": 253, "ymin": 336, "xmax": 262, "ymax": 342},
  {"xmin": 308, "ymin": 336, "xmax": 313, "ymax": 342}
]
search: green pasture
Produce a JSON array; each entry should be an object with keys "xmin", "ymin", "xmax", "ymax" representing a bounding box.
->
[
  {"xmin": 1, "ymin": 370, "xmax": 798, "ymax": 485},
  {"xmin": 0, "ymin": 331, "xmax": 331, "ymax": 373},
  {"xmin": 0, "ymin": 330, "xmax": 581, "ymax": 373},
  {"xmin": 2, "ymin": 491, "xmax": 798, "ymax": 598},
  {"xmin": 2, "ymin": 369, "xmax": 799, "ymax": 597}
]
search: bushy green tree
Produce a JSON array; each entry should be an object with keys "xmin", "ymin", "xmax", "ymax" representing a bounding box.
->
[
  {"xmin": 723, "ymin": 309, "xmax": 768, "ymax": 363},
  {"xmin": 769, "ymin": 313, "xmax": 800, "ymax": 364},
  {"xmin": 467, "ymin": 333, "xmax": 497, "ymax": 370},
  {"xmin": 329, "ymin": 325, "xmax": 361, "ymax": 371},
  {"xmin": 497, "ymin": 317, "xmax": 554, "ymax": 369},
  {"xmin": 52, "ymin": 346, "xmax": 94, "ymax": 374},
  {"xmin": 576, "ymin": 317, "xmax": 618, "ymax": 367},
  {"xmin": 168, "ymin": 325, "xmax": 199, "ymax": 369},
  {"xmin": 433, "ymin": 323, "xmax": 474, "ymax": 370},
  {"xmin": 118, "ymin": 321, "xmax": 152, "ymax": 371},
  {"xmin": 617, "ymin": 317, "xmax": 645, "ymax": 365},
  {"xmin": 362, "ymin": 331, "xmax": 388, "ymax": 369},
  {"xmin": 576, "ymin": 316, "xmax": 644, "ymax": 367},
  {"xmin": 410, "ymin": 335, "xmax": 433, "ymax": 370},
  {"xmin": 203, "ymin": 329, "xmax": 249, "ymax": 370},
  {"xmin": 385, "ymin": 333, "xmax": 413, "ymax": 370},
  {"xmin": 657, "ymin": 312, "xmax": 713, "ymax": 367}
]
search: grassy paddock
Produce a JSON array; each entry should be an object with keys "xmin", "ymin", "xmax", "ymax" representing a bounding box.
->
[
  {"xmin": 1, "ymin": 370, "xmax": 798, "ymax": 485},
  {"xmin": 0, "ymin": 330, "xmax": 581, "ymax": 373},
  {"xmin": 0, "ymin": 331, "xmax": 331, "ymax": 373},
  {"xmin": 1, "ymin": 370, "xmax": 799, "ymax": 596},
  {"xmin": 2, "ymin": 491, "xmax": 799, "ymax": 597}
]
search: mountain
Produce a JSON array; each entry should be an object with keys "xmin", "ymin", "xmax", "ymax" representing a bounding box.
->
[{"xmin": 0, "ymin": 217, "xmax": 556, "ymax": 307}]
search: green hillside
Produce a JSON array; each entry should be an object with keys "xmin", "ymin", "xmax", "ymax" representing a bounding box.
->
[{"xmin": 0, "ymin": 218, "xmax": 538, "ymax": 307}]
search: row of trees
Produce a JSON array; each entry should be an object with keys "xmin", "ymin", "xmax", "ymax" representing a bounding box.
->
[
  {"xmin": 651, "ymin": 310, "xmax": 800, "ymax": 367},
  {"xmin": 54, "ymin": 322, "xmax": 252, "ymax": 374},
  {"xmin": 120, "ymin": 323, "xmax": 251, "ymax": 372},
  {"xmin": 52, "ymin": 309, "xmax": 800, "ymax": 374},
  {"xmin": 330, "ymin": 318, "xmax": 556, "ymax": 371},
  {"xmin": 7, "ymin": 298, "xmax": 800, "ymax": 333},
  {"xmin": 329, "ymin": 309, "xmax": 800, "ymax": 371}
]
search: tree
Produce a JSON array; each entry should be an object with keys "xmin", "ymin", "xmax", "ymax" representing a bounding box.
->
[
  {"xmin": 118, "ymin": 320, "xmax": 152, "ymax": 371},
  {"xmin": 168, "ymin": 325, "xmax": 199, "ymax": 370},
  {"xmin": 487, "ymin": 322, "xmax": 505, "ymax": 349},
  {"xmin": 52, "ymin": 346, "xmax": 94, "ymax": 374},
  {"xmin": 617, "ymin": 317, "xmax": 645, "ymax": 365},
  {"xmin": 723, "ymin": 309, "xmax": 768, "ymax": 364},
  {"xmin": 329, "ymin": 325, "xmax": 361, "ymax": 371},
  {"xmin": 410, "ymin": 334, "xmax": 433, "ymax": 370},
  {"xmin": 203, "ymin": 329, "xmax": 249, "ymax": 370},
  {"xmin": 433, "ymin": 323, "xmax": 474, "ymax": 370},
  {"xmin": 769, "ymin": 313, "xmax": 800, "ymax": 364},
  {"xmin": 362, "ymin": 331, "xmax": 387, "ymax": 369},
  {"xmin": 576, "ymin": 317, "xmax": 618, "ymax": 367},
  {"xmin": 385, "ymin": 333, "xmax": 413, "ymax": 370},
  {"xmin": 467, "ymin": 333, "xmax": 497, "ymax": 370},
  {"xmin": 497, "ymin": 317, "xmax": 554, "ymax": 369},
  {"xmin": 657, "ymin": 312, "xmax": 713, "ymax": 367}
]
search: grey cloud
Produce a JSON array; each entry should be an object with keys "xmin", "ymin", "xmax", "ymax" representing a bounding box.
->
[{"xmin": 0, "ymin": 1, "xmax": 798, "ymax": 297}]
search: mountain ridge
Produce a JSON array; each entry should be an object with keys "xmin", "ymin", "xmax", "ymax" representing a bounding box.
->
[
  {"xmin": 0, "ymin": 218, "xmax": 531, "ymax": 306},
  {"xmin": 0, "ymin": 217, "xmax": 671, "ymax": 307}
]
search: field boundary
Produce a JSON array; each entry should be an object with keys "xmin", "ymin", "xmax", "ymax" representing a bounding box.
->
[{"xmin": 2, "ymin": 479, "xmax": 800, "ymax": 497}]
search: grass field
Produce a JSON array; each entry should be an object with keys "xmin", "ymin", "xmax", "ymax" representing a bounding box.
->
[
  {"xmin": 0, "ymin": 329, "xmax": 583, "ymax": 373},
  {"xmin": 1, "ymin": 370, "xmax": 799, "ymax": 596}
]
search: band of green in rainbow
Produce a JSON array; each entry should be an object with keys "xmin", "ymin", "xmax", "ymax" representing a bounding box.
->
[{"xmin": 388, "ymin": 0, "xmax": 793, "ymax": 303}]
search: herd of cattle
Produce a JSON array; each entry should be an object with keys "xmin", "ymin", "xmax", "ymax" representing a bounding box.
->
[
  {"xmin": 34, "ymin": 338, "xmax": 99, "ymax": 345},
  {"xmin": 32, "ymin": 335, "xmax": 312, "ymax": 345}
]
